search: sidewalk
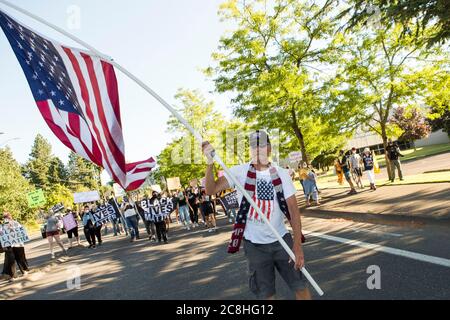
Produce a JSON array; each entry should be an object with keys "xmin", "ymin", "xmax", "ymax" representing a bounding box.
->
[{"xmin": 297, "ymin": 183, "xmax": 450, "ymax": 220}]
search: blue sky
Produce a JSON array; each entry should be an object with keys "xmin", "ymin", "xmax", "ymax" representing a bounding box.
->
[{"xmin": 0, "ymin": 0, "xmax": 234, "ymax": 178}]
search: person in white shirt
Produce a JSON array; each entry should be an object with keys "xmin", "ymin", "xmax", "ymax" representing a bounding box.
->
[
  {"xmin": 123, "ymin": 203, "xmax": 140, "ymax": 242},
  {"xmin": 202, "ymin": 130, "xmax": 311, "ymax": 300},
  {"xmin": 349, "ymin": 147, "xmax": 364, "ymax": 189}
]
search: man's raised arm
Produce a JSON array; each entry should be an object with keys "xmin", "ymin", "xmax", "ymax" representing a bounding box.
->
[{"xmin": 202, "ymin": 142, "xmax": 230, "ymax": 196}]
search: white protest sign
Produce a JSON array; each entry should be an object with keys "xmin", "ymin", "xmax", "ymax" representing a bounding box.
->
[
  {"xmin": 151, "ymin": 185, "xmax": 162, "ymax": 193},
  {"xmin": 289, "ymin": 151, "xmax": 303, "ymax": 162},
  {"xmin": 62, "ymin": 213, "xmax": 77, "ymax": 231},
  {"xmin": 113, "ymin": 183, "xmax": 126, "ymax": 197},
  {"xmin": 0, "ymin": 224, "xmax": 30, "ymax": 247},
  {"xmin": 73, "ymin": 191, "xmax": 100, "ymax": 204}
]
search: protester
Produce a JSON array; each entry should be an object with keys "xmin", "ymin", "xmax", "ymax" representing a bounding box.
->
[
  {"xmin": 65, "ymin": 209, "xmax": 81, "ymax": 249},
  {"xmin": 187, "ymin": 187, "xmax": 200, "ymax": 227},
  {"xmin": 136, "ymin": 198, "xmax": 156, "ymax": 242},
  {"xmin": 149, "ymin": 195, "xmax": 168, "ymax": 244},
  {"xmin": 350, "ymin": 147, "xmax": 364, "ymax": 189},
  {"xmin": 92, "ymin": 204, "xmax": 103, "ymax": 246},
  {"xmin": 171, "ymin": 191, "xmax": 180, "ymax": 224},
  {"xmin": 386, "ymin": 140, "xmax": 405, "ymax": 182},
  {"xmin": 363, "ymin": 148, "xmax": 377, "ymax": 190},
  {"xmin": 1, "ymin": 213, "xmax": 30, "ymax": 282},
  {"xmin": 45, "ymin": 211, "xmax": 67, "ymax": 259},
  {"xmin": 123, "ymin": 203, "xmax": 140, "ymax": 242},
  {"xmin": 339, "ymin": 150, "xmax": 357, "ymax": 195},
  {"xmin": 81, "ymin": 205, "xmax": 96, "ymax": 248},
  {"xmin": 200, "ymin": 190, "xmax": 218, "ymax": 233},
  {"xmin": 202, "ymin": 130, "xmax": 311, "ymax": 300},
  {"xmin": 177, "ymin": 190, "xmax": 193, "ymax": 231}
]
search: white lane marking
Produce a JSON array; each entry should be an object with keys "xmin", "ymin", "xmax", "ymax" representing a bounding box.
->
[
  {"xmin": 352, "ymin": 228, "xmax": 403, "ymax": 237},
  {"xmin": 303, "ymin": 230, "xmax": 450, "ymax": 268}
]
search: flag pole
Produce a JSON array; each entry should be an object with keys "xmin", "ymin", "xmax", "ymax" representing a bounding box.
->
[{"xmin": 0, "ymin": 0, "xmax": 324, "ymax": 296}]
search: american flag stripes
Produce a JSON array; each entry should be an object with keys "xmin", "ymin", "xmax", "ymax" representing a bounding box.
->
[{"xmin": 0, "ymin": 10, "xmax": 155, "ymax": 191}]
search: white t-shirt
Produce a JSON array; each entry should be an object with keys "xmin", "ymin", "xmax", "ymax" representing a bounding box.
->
[
  {"xmin": 124, "ymin": 208, "xmax": 137, "ymax": 218},
  {"xmin": 224, "ymin": 163, "xmax": 297, "ymax": 244},
  {"xmin": 350, "ymin": 153, "xmax": 362, "ymax": 169}
]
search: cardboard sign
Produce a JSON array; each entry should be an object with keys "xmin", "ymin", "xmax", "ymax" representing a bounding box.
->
[
  {"xmin": 166, "ymin": 177, "xmax": 181, "ymax": 191},
  {"xmin": 90, "ymin": 204, "xmax": 120, "ymax": 226},
  {"xmin": 73, "ymin": 191, "xmax": 100, "ymax": 204},
  {"xmin": 220, "ymin": 191, "xmax": 239, "ymax": 211},
  {"xmin": 27, "ymin": 189, "xmax": 46, "ymax": 208},
  {"xmin": 62, "ymin": 213, "xmax": 77, "ymax": 231},
  {"xmin": 51, "ymin": 203, "xmax": 65, "ymax": 213},
  {"xmin": 189, "ymin": 179, "xmax": 198, "ymax": 188},
  {"xmin": 0, "ymin": 224, "xmax": 30, "ymax": 247},
  {"xmin": 151, "ymin": 185, "xmax": 162, "ymax": 193}
]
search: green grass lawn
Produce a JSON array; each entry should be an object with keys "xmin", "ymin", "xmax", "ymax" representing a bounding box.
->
[
  {"xmin": 302, "ymin": 170, "xmax": 450, "ymax": 190},
  {"xmin": 375, "ymin": 143, "xmax": 450, "ymax": 167}
]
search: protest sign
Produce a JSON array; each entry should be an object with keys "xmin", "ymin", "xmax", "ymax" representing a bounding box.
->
[
  {"xmin": 51, "ymin": 203, "xmax": 65, "ymax": 213},
  {"xmin": 27, "ymin": 189, "xmax": 46, "ymax": 208},
  {"xmin": 151, "ymin": 185, "xmax": 162, "ymax": 193},
  {"xmin": 62, "ymin": 213, "xmax": 77, "ymax": 231},
  {"xmin": 90, "ymin": 204, "xmax": 120, "ymax": 226},
  {"xmin": 113, "ymin": 183, "xmax": 126, "ymax": 197},
  {"xmin": 166, "ymin": 177, "xmax": 181, "ymax": 191},
  {"xmin": 220, "ymin": 191, "xmax": 239, "ymax": 211},
  {"xmin": 189, "ymin": 179, "xmax": 198, "ymax": 188},
  {"xmin": 142, "ymin": 198, "xmax": 175, "ymax": 222},
  {"xmin": 73, "ymin": 191, "xmax": 100, "ymax": 204},
  {"xmin": 289, "ymin": 151, "xmax": 303, "ymax": 162},
  {"xmin": 0, "ymin": 224, "xmax": 30, "ymax": 247}
]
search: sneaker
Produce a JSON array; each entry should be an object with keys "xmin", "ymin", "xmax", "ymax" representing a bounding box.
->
[
  {"xmin": 51, "ymin": 253, "xmax": 55, "ymax": 259},
  {"xmin": 186, "ymin": 226, "xmax": 191, "ymax": 231},
  {"xmin": 22, "ymin": 271, "xmax": 29, "ymax": 276},
  {"xmin": 92, "ymin": 245, "xmax": 96, "ymax": 249},
  {"xmin": 229, "ymin": 219, "xmax": 233, "ymax": 223},
  {"xmin": 208, "ymin": 229, "xmax": 213, "ymax": 233}
]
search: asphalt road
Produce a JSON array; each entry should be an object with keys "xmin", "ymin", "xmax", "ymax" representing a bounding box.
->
[{"xmin": 1, "ymin": 206, "xmax": 449, "ymax": 300}]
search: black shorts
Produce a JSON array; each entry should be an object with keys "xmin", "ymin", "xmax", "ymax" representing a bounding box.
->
[
  {"xmin": 243, "ymin": 233, "xmax": 308, "ymax": 299},
  {"xmin": 67, "ymin": 227, "xmax": 79, "ymax": 239}
]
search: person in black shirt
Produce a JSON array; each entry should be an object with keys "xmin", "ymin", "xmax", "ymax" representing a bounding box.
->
[
  {"xmin": 186, "ymin": 187, "xmax": 200, "ymax": 227},
  {"xmin": 386, "ymin": 140, "xmax": 404, "ymax": 182},
  {"xmin": 338, "ymin": 150, "xmax": 357, "ymax": 195},
  {"xmin": 362, "ymin": 148, "xmax": 377, "ymax": 190}
]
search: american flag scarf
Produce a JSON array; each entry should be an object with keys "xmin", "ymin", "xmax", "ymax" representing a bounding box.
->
[{"xmin": 227, "ymin": 164, "xmax": 305, "ymax": 254}]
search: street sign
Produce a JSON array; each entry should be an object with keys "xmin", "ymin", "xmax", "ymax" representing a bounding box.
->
[{"xmin": 26, "ymin": 189, "xmax": 46, "ymax": 208}]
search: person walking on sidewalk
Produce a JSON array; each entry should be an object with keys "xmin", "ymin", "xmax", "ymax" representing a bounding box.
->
[
  {"xmin": 386, "ymin": 140, "xmax": 405, "ymax": 182},
  {"xmin": 350, "ymin": 147, "xmax": 364, "ymax": 189},
  {"xmin": 202, "ymin": 130, "xmax": 311, "ymax": 300},
  {"xmin": 45, "ymin": 212, "xmax": 67, "ymax": 259},
  {"xmin": 362, "ymin": 148, "xmax": 377, "ymax": 190},
  {"xmin": 339, "ymin": 150, "xmax": 357, "ymax": 195},
  {"xmin": 0, "ymin": 213, "xmax": 30, "ymax": 282}
]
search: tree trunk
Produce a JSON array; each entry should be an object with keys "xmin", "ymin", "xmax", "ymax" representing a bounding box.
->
[
  {"xmin": 381, "ymin": 124, "xmax": 393, "ymax": 180},
  {"xmin": 291, "ymin": 107, "xmax": 308, "ymax": 164}
]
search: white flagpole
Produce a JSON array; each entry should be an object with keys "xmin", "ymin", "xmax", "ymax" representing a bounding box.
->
[{"xmin": 0, "ymin": 0, "xmax": 324, "ymax": 296}]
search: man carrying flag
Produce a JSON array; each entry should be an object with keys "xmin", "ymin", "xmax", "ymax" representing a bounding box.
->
[
  {"xmin": 0, "ymin": 10, "xmax": 155, "ymax": 191},
  {"xmin": 202, "ymin": 131, "xmax": 312, "ymax": 300}
]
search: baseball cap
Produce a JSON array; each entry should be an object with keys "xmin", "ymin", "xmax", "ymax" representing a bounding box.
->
[{"xmin": 249, "ymin": 130, "xmax": 271, "ymax": 148}]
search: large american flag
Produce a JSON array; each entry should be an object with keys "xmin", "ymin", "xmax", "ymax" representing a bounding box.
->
[{"xmin": 0, "ymin": 10, "xmax": 156, "ymax": 191}]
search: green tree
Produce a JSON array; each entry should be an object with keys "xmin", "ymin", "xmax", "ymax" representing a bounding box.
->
[
  {"xmin": 45, "ymin": 183, "xmax": 74, "ymax": 211},
  {"xmin": 207, "ymin": 0, "xmax": 360, "ymax": 163},
  {"xmin": 48, "ymin": 157, "xmax": 69, "ymax": 186},
  {"xmin": 338, "ymin": 0, "xmax": 450, "ymax": 48},
  {"xmin": 0, "ymin": 148, "xmax": 35, "ymax": 223},
  {"xmin": 333, "ymin": 24, "xmax": 447, "ymax": 178},
  {"xmin": 23, "ymin": 134, "xmax": 53, "ymax": 190},
  {"xmin": 67, "ymin": 152, "xmax": 101, "ymax": 191}
]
